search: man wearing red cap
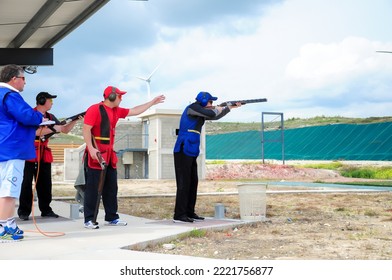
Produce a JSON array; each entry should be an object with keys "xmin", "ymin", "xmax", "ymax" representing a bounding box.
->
[{"xmin": 82, "ymin": 86, "xmax": 165, "ymax": 229}]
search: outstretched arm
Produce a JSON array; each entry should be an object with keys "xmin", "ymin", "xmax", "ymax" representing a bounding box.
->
[
  {"xmin": 57, "ymin": 116, "xmax": 83, "ymax": 134},
  {"xmin": 127, "ymin": 95, "xmax": 165, "ymax": 117},
  {"xmin": 197, "ymin": 102, "xmax": 242, "ymax": 120}
]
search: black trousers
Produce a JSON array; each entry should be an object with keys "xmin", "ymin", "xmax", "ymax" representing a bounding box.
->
[
  {"xmin": 173, "ymin": 151, "xmax": 199, "ymax": 219},
  {"xmin": 18, "ymin": 161, "xmax": 53, "ymax": 216},
  {"xmin": 83, "ymin": 165, "xmax": 119, "ymax": 223}
]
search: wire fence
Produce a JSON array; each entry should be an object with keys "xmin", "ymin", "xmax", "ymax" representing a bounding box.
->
[{"xmin": 206, "ymin": 122, "xmax": 392, "ymax": 161}]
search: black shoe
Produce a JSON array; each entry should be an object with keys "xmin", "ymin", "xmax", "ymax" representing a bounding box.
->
[
  {"xmin": 189, "ymin": 214, "xmax": 205, "ymax": 221},
  {"xmin": 19, "ymin": 215, "xmax": 29, "ymax": 221},
  {"xmin": 41, "ymin": 211, "xmax": 59, "ymax": 218},
  {"xmin": 173, "ymin": 216, "xmax": 194, "ymax": 223}
]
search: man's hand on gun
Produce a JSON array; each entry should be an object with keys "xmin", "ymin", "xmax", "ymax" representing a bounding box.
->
[
  {"xmin": 219, "ymin": 98, "xmax": 268, "ymax": 107},
  {"xmin": 227, "ymin": 102, "xmax": 242, "ymax": 109},
  {"xmin": 213, "ymin": 102, "xmax": 242, "ymax": 113},
  {"xmin": 208, "ymin": 98, "xmax": 267, "ymax": 111},
  {"xmin": 96, "ymin": 152, "xmax": 107, "ymax": 170},
  {"xmin": 91, "ymin": 149, "xmax": 107, "ymax": 170},
  {"xmin": 60, "ymin": 111, "xmax": 86, "ymax": 125},
  {"xmin": 88, "ymin": 143, "xmax": 106, "ymax": 170}
]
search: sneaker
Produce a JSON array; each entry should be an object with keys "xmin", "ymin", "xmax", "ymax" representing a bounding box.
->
[
  {"xmin": 84, "ymin": 220, "xmax": 99, "ymax": 229},
  {"xmin": 9, "ymin": 226, "xmax": 24, "ymax": 236},
  {"xmin": 189, "ymin": 214, "xmax": 205, "ymax": 221},
  {"xmin": 0, "ymin": 227, "xmax": 23, "ymax": 243},
  {"xmin": 105, "ymin": 219, "xmax": 127, "ymax": 226},
  {"xmin": 173, "ymin": 216, "xmax": 194, "ymax": 223}
]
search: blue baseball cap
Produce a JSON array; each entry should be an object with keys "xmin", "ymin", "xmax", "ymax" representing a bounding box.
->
[{"xmin": 195, "ymin": 91, "xmax": 218, "ymax": 104}]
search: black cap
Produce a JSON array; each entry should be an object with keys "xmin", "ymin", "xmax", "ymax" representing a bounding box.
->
[{"xmin": 36, "ymin": 91, "xmax": 57, "ymax": 103}]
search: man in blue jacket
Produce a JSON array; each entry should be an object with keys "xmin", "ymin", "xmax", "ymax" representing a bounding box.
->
[
  {"xmin": 173, "ymin": 92, "xmax": 241, "ymax": 223},
  {"xmin": 0, "ymin": 64, "xmax": 44, "ymax": 242}
]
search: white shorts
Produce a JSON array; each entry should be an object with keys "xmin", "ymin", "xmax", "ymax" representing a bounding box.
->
[{"xmin": 0, "ymin": 159, "xmax": 24, "ymax": 198}]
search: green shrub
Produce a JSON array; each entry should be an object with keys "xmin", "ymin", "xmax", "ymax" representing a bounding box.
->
[
  {"xmin": 340, "ymin": 168, "xmax": 376, "ymax": 179},
  {"xmin": 340, "ymin": 166, "xmax": 392, "ymax": 179},
  {"xmin": 374, "ymin": 168, "xmax": 392, "ymax": 179}
]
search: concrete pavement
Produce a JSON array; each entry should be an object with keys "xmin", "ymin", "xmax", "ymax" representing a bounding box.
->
[{"xmin": 1, "ymin": 200, "xmax": 247, "ymax": 260}]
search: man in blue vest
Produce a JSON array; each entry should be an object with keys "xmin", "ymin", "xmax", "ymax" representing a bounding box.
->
[{"xmin": 173, "ymin": 92, "xmax": 241, "ymax": 223}]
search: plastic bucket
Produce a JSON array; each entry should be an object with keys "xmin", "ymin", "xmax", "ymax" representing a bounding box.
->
[{"xmin": 237, "ymin": 183, "xmax": 267, "ymax": 221}]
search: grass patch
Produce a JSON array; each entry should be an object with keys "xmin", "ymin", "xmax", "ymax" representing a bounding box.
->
[
  {"xmin": 177, "ymin": 229, "xmax": 207, "ymax": 240},
  {"xmin": 303, "ymin": 162, "xmax": 392, "ymax": 181},
  {"xmin": 188, "ymin": 229, "xmax": 207, "ymax": 238},
  {"xmin": 340, "ymin": 166, "xmax": 392, "ymax": 180},
  {"xmin": 207, "ymin": 160, "xmax": 228, "ymax": 164},
  {"xmin": 364, "ymin": 209, "xmax": 379, "ymax": 217},
  {"xmin": 300, "ymin": 161, "xmax": 344, "ymax": 170}
]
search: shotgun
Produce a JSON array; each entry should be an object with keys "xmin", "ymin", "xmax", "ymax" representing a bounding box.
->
[
  {"xmin": 59, "ymin": 111, "xmax": 86, "ymax": 125},
  {"xmin": 218, "ymin": 98, "xmax": 267, "ymax": 107},
  {"xmin": 92, "ymin": 151, "xmax": 107, "ymax": 224},
  {"xmin": 40, "ymin": 111, "xmax": 86, "ymax": 141}
]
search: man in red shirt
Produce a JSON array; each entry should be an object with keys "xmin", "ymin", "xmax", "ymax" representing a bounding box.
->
[
  {"xmin": 18, "ymin": 92, "xmax": 81, "ymax": 221},
  {"xmin": 82, "ymin": 86, "xmax": 165, "ymax": 229}
]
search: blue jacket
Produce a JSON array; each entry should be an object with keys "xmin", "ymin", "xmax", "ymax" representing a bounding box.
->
[
  {"xmin": 174, "ymin": 102, "xmax": 230, "ymax": 157},
  {"xmin": 0, "ymin": 86, "xmax": 43, "ymax": 161}
]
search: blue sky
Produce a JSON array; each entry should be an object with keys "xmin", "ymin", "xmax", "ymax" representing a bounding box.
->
[{"xmin": 24, "ymin": 0, "xmax": 392, "ymax": 122}]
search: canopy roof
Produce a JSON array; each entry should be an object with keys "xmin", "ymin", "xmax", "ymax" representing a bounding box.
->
[{"xmin": 0, "ymin": 0, "xmax": 109, "ymax": 66}]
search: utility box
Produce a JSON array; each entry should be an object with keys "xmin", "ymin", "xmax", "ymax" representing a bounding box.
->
[{"xmin": 122, "ymin": 151, "xmax": 134, "ymax": 164}]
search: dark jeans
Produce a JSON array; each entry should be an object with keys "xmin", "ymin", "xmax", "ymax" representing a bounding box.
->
[
  {"xmin": 173, "ymin": 151, "xmax": 198, "ymax": 219},
  {"xmin": 18, "ymin": 161, "xmax": 53, "ymax": 216},
  {"xmin": 83, "ymin": 165, "xmax": 119, "ymax": 223}
]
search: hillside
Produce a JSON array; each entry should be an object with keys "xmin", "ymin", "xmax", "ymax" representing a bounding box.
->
[
  {"xmin": 205, "ymin": 115, "xmax": 392, "ymax": 135},
  {"xmin": 47, "ymin": 121, "xmax": 84, "ymax": 144}
]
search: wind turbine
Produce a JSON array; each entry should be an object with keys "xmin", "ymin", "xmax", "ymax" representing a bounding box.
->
[{"xmin": 135, "ymin": 63, "xmax": 161, "ymax": 101}]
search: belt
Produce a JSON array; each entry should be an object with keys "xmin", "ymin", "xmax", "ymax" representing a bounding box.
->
[
  {"xmin": 94, "ymin": 136, "xmax": 110, "ymax": 141},
  {"xmin": 187, "ymin": 129, "xmax": 200, "ymax": 134}
]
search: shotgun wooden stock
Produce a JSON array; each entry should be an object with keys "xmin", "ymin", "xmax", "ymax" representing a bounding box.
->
[{"xmin": 92, "ymin": 151, "xmax": 107, "ymax": 224}]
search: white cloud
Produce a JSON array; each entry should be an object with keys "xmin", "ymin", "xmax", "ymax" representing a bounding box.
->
[
  {"xmin": 286, "ymin": 37, "xmax": 390, "ymax": 89},
  {"xmin": 23, "ymin": 0, "xmax": 392, "ymax": 122}
]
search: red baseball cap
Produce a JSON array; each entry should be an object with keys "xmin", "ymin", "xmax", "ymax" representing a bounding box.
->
[{"xmin": 103, "ymin": 86, "xmax": 127, "ymax": 99}]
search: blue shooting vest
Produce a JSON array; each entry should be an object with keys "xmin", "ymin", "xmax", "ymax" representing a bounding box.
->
[{"xmin": 173, "ymin": 105, "xmax": 204, "ymax": 157}]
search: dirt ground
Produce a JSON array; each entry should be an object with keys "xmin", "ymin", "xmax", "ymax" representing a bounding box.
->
[{"xmin": 54, "ymin": 162, "xmax": 392, "ymax": 260}]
